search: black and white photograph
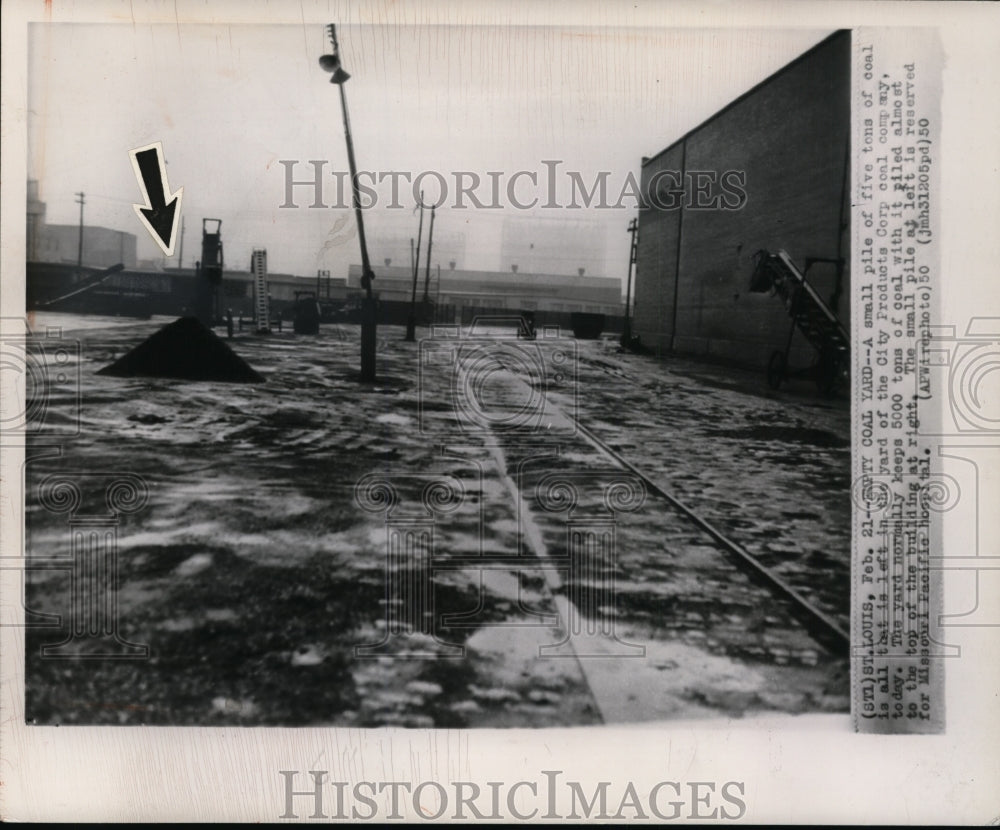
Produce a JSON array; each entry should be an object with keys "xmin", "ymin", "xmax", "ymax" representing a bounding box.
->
[
  {"xmin": 2, "ymin": 0, "xmax": 998, "ymax": 823},
  {"xmin": 21, "ymin": 20, "xmax": 853, "ymax": 729}
]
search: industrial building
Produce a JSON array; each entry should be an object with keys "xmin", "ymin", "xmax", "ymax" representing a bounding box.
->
[
  {"xmin": 24, "ymin": 179, "xmax": 619, "ymax": 327},
  {"xmin": 499, "ymin": 215, "xmax": 608, "ymax": 279},
  {"xmin": 347, "ymin": 262, "xmax": 623, "ymax": 327},
  {"xmin": 26, "ymin": 180, "xmax": 138, "ymax": 268},
  {"xmin": 26, "ymin": 262, "xmax": 347, "ymax": 320},
  {"xmin": 632, "ymin": 30, "xmax": 850, "ymax": 371},
  {"xmin": 370, "ymin": 230, "xmax": 467, "ymax": 274},
  {"xmin": 26, "ymin": 256, "xmax": 622, "ymax": 327}
]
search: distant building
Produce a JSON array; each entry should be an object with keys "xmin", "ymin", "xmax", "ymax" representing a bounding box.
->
[
  {"xmin": 370, "ymin": 229, "xmax": 467, "ymax": 273},
  {"xmin": 26, "ymin": 260, "xmax": 348, "ymax": 319},
  {"xmin": 632, "ymin": 31, "xmax": 850, "ymax": 369},
  {"xmin": 26, "ymin": 180, "xmax": 138, "ymax": 268},
  {"xmin": 347, "ymin": 263, "xmax": 622, "ymax": 318},
  {"xmin": 168, "ymin": 266, "xmax": 347, "ymax": 308},
  {"xmin": 35, "ymin": 224, "xmax": 138, "ymax": 269},
  {"xmin": 500, "ymin": 215, "xmax": 607, "ymax": 278}
]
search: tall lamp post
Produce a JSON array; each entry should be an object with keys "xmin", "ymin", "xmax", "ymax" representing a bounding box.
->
[{"xmin": 320, "ymin": 24, "xmax": 377, "ymax": 382}]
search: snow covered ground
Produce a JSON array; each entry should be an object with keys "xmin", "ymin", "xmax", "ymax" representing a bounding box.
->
[{"xmin": 23, "ymin": 313, "xmax": 850, "ymax": 726}]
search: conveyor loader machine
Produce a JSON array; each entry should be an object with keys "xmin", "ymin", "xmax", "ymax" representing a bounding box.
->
[
  {"xmin": 749, "ymin": 249, "xmax": 849, "ymax": 394},
  {"xmin": 195, "ymin": 218, "xmax": 224, "ymax": 327}
]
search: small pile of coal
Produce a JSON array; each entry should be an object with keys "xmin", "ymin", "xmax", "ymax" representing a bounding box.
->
[{"xmin": 97, "ymin": 316, "xmax": 264, "ymax": 383}]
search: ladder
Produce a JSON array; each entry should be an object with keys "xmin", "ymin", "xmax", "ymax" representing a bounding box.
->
[
  {"xmin": 251, "ymin": 249, "xmax": 270, "ymax": 333},
  {"xmin": 749, "ymin": 249, "xmax": 849, "ymax": 392}
]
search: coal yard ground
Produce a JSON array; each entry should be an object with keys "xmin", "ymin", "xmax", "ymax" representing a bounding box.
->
[{"xmin": 22, "ymin": 312, "xmax": 851, "ymax": 727}]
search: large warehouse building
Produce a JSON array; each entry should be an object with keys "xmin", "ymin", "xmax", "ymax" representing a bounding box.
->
[
  {"xmin": 632, "ymin": 30, "xmax": 850, "ymax": 371},
  {"xmin": 347, "ymin": 262, "xmax": 623, "ymax": 319}
]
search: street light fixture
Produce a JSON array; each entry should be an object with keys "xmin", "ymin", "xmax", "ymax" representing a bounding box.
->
[{"xmin": 320, "ymin": 23, "xmax": 376, "ymax": 382}]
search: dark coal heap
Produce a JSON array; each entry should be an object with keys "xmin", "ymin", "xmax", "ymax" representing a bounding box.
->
[{"xmin": 97, "ymin": 316, "xmax": 264, "ymax": 383}]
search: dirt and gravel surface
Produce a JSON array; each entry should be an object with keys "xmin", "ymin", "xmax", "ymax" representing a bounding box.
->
[{"xmin": 23, "ymin": 312, "xmax": 850, "ymax": 726}]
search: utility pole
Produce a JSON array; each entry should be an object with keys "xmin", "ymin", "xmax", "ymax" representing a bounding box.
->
[
  {"xmin": 178, "ymin": 216, "xmax": 186, "ymax": 268},
  {"xmin": 405, "ymin": 192, "xmax": 424, "ymax": 341},
  {"xmin": 422, "ymin": 204, "xmax": 436, "ymax": 303},
  {"xmin": 75, "ymin": 192, "xmax": 85, "ymax": 274},
  {"xmin": 621, "ymin": 217, "xmax": 638, "ymax": 348},
  {"xmin": 435, "ymin": 263, "xmax": 441, "ymax": 322}
]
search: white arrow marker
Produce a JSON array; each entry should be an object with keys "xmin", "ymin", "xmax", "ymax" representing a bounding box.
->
[{"xmin": 129, "ymin": 142, "xmax": 183, "ymax": 256}]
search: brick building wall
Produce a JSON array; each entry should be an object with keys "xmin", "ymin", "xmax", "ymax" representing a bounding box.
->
[{"xmin": 633, "ymin": 30, "xmax": 850, "ymax": 369}]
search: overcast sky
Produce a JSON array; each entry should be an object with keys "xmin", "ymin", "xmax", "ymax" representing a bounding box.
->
[{"xmin": 28, "ymin": 23, "xmax": 832, "ymax": 286}]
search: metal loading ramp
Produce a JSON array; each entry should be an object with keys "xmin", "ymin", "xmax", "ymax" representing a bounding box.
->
[{"xmin": 749, "ymin": 248, "xmax": 850, "ymax": 393}]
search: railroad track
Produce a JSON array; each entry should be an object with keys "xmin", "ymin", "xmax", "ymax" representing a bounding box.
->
[
  {"xmin": 486, "ymin": 345, "xmax": 851, "ymax": 656},
  {"xmin": 571, "ymin": 417, "xmax": 850, "ymax": 653}
]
